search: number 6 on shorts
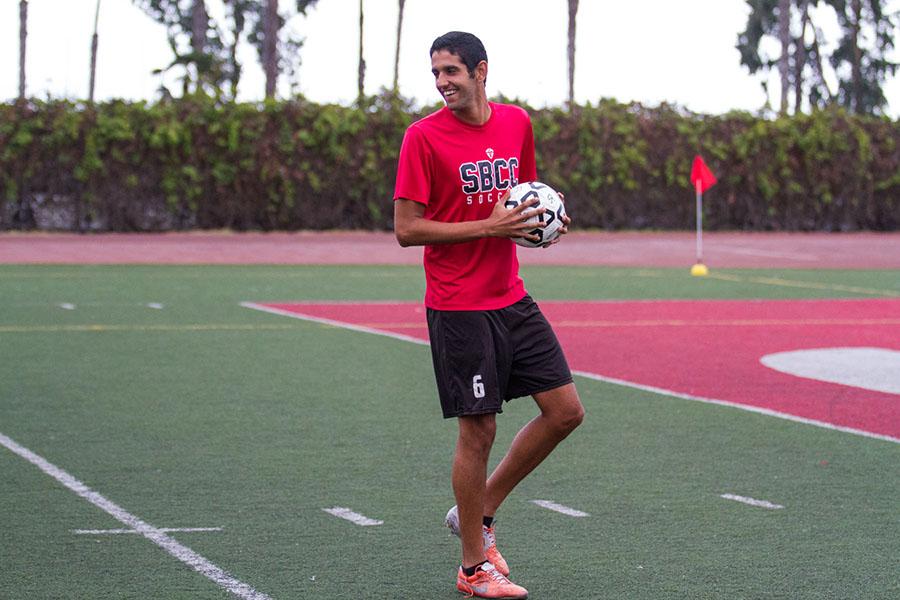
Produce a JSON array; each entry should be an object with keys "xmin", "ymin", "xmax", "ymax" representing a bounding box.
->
[{"xmin": 472, "ymin": 375, "xmax": 485, "ymax": 399}]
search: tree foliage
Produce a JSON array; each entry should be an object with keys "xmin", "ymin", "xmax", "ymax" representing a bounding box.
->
[
  {"xmin": 829, "ymin": 0, "xmax": 899, "ymax": 114},
  {"xmin": 133, "ymin": 0, "xmax": 230, "ymax": 97},
  {"xmin": 132, "ymin": 0, "xmax": 319, "ymax": 100},
  {"xmin": 737, "ymin": 0, "xmax": 898, "ymax": 115},
  {"xmin": 227, "ymin": 0, "xmax": 319, "ymax": 98}
]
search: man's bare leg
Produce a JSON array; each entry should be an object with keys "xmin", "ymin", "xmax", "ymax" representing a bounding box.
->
[
  {"xmin": 483, "ymin": 383, "xmax": 584, "ymax": 517},
  {"xmin": 453, "ymin": 413, "xmax": 497, "ymax": 567}
]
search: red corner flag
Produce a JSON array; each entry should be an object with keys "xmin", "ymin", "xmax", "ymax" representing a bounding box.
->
[{"xmin": 690, "ymin": 155, "xmax": 717, "ymax": 193}]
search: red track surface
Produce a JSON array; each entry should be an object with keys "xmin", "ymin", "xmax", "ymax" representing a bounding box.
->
[
  {"xmin": 3, "ymin": 231, "xmax": 900, "ymax": 268},
  {"xmin": 250, "ymin": 299, "xmax": 900, "ymax": 441}
]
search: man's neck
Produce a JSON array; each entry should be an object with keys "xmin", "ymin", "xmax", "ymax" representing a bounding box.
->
[{"xmin": 451, "ymin": 99, "xmax": 492, "ymax": 126}]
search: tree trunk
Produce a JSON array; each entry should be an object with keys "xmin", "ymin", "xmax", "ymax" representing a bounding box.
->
[
  {"xmin": 793, "ymin": 0, "xmax": 808, "ymax": 112},
  {"xmin": 191, "ymin": 0, "xmax": 208, "ymax": 92},
  {"xmin": 778, "ymin": 0, "xmax": 791, "ymax": 114},
  {"xmin": 567, "ymin": 0, "xmax": 579, "ymax": 109},
  {"xmin": 88, "ymin": 0, "xmax": 101, "ymax": 104},
  {"xmin": 15, "ymin": 0, "xmax": 31, "ymax": 228},
  {"xmin": 18, "ymin": 0, "xmax": 27, "ymax": 101},
  {"xmin": 810, "ymin": 31, "xmax": 832, "ymax": 103},
  {"xmin": 393, "ymin": 0, "xmax": 405, "ymax": 92},
  {"xmin": 191, "ymin": 0, "xmax": 208, "ymax": 57},
  {"xmin": 226, "ymin": 1, "xmax": 246, "ymax": 101},
  {"xmin": 357, "ymin": 0, "xmax": 366, "ymax": 102},
  {"xmin": 264, "ymin": 0, "xmax": 278, "ymax": 98},
  {"xmin": 849, "ymin": 0, "xmax": 863, "ymax": 113}
]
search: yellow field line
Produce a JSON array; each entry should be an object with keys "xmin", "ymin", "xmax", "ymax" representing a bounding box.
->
[
  {"xmin": 4, "ymin": 317, "xmax": 899, "ymax": 334},
  {"xmin": 707, "ymin": 272, "xmax": 899, "ymax": 297},
  {"xmin": 0, "ymin": 273, "xmax": 94, "ymax": 279}
]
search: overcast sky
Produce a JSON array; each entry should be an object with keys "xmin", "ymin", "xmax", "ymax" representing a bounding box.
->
[{"xmin": 2, "ymin": 0, "xmax": 899, "ymax": 116}]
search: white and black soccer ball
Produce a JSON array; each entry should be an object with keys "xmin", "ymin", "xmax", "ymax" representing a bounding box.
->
[{"xmin": 504, "ymin": 181, "xmax": 567, "ymax": 248}]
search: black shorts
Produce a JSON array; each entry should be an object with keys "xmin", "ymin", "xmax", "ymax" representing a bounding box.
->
[{"xmin": 426, "ymin": 295, "xmax": 573, "ymax": 418}]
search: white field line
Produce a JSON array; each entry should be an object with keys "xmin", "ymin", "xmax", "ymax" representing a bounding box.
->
[
  {"xmin": 240, "ymin": 302, "xmax": 429, "ymax": 346},
  {"xmin": 571, "ymin": 369, "xmax": 899, "ymax": 445},
  {"xmin": 530, "ymin": 500, "xmax": 590, "ymax": 517},
  {"xmin": 73, "ymin": 527, "xmax": 223, "ymax": 535},
  {"xmin": 720, "ymin": 493, "xmax": 785, "ymax": 510},
  {"xmin": 240, "ymin": 301, "xmax": 899, "ymax": 445},
  {"xmin": 322, "ymin": 507, "xmax": 384, "ymax": 526},
  {"xmin": 0, "ymin": 432, "xmax": 271, "ymax": 600}
]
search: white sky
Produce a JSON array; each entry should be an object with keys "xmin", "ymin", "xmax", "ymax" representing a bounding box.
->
[{"xmin": 2, "ymin": 0, "xmax": 899, "ymax": 116}]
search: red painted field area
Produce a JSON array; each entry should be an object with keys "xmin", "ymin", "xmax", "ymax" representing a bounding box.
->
[{"xmin": 247, "ymin": 299, "xmax": 900, "ymax": 441}]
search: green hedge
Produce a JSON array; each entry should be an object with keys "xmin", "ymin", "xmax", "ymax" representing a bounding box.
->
[{"xmin": 1, "ymin": 94, "xmax": 897, "ymax": 231}]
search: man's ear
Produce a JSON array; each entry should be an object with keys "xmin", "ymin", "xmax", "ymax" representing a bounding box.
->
[{"xmin": 475, "ymin": 60, "xmax": 488, "ymax": 84}]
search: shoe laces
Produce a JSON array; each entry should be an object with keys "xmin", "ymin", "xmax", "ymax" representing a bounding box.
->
[
  {"xmin": 482, "ymin": 525, "xmax": 496, "ymax": 550},
  {"xmin": 477, "ymin": 563, "xmax": 510, "ymax": 584}
]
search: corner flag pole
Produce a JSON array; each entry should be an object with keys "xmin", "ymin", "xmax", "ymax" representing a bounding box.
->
[
  {"xmin": 689, "ymin": 155, "xmax": 714, "ymax": 277},
  {"xmin": 695, "ymin": 178, "xmax": 703, "ymax": 265},
  {"xmin": 691, "ymin": 178, "xmax": 708, "ymax": 276}
]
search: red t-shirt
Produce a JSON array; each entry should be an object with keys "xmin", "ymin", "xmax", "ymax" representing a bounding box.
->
[{"xmin": 394, "ymin": 102, "xmax": 537, "ymax": 310}]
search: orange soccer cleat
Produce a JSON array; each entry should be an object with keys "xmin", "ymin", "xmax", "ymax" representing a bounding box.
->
[
  {"xmin": 445, "ymin": 505, "xmax": 510, "ymax": 576},
  {"xmin": 456, "ymin": 562, "xmax": 528, "ymax": 599}
]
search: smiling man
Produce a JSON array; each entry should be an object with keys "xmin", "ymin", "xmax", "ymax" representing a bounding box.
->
[{"xmin": 393, "ymin": 31, "xmax": 584, "ymax": 599}]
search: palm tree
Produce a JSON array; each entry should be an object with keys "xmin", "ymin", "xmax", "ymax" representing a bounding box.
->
[
  {"xmin": 222, "ymin": 0, "xmax": 252, "ymax": 100},
  {"xmin": 777, "ymin": 0, "xmax": 790, "ymax": 114},
  {"xmin": 393, "ymin": 0, "xmax": 405, "ymax": 93},
  {"xmin": 847, "ymin": 0, "xmax": 865, "ymax": 113},
  {"xmin": 264, "ymin": 0, "xmax": 278, "ymax": 98},
  {"xmin": 191, "ymin": 0, "xmax": 208, "ymax": 92},
  {"xmin": 89, "ymin": 0, "xmax": 102, "ymax": 104},
  {"xmin": 19, "ymin": 0, "xmax": 28, "ymax": 101},
  {"xmin": 566, "ymin": 0, "xmax": 578, "ymax": 108},
  {"xmin": 357, "ymin": 0, "xmax": 366, "ymax": 102}
]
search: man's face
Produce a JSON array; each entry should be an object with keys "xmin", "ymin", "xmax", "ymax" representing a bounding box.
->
[{"xmin": 431, "ymin": 49, "xmax": 483, "ymax": 112}]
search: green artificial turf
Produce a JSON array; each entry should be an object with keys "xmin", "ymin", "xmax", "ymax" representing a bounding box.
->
[{"xmin": 1, "ymin": 265, "xmax": 897, "ymax": 599}]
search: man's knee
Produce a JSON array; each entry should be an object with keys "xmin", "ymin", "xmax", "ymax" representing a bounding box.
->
[
  {"xmin": 458, "ymin": 413, "xmax": 497, "ymax": 455},
  {"xmin": 550, "ymin": 401, "xmax": 584, "ymax": 435},
  {"xmin": 537, "ymin": 385, "xmax": 584, "ymax": 434},
  {"xmin": 562, "ymin": 402, "xmax": 585, "ymax": 432}
]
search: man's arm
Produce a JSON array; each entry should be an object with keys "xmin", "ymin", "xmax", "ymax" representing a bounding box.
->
[{"xmin": 394, "ymin": 196, "xmax": 544, "ymax": 247}]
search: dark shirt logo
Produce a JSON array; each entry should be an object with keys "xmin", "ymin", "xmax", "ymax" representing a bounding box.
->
[{"xmin": 458, "ymin": 157, "xmax": 520, "ymax": 205}]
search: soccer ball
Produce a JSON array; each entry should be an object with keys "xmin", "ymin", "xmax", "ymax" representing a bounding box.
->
[{"xmin": 504, "ymin": 181, "xmax": 567, "ymax": 248}]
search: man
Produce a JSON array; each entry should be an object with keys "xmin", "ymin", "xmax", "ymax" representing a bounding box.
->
[{"xmin": 393, "ymin": 31, "xmax": 584, "ymax": 599}]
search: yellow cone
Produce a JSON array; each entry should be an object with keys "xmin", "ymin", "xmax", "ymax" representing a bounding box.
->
[{"xmin": 691, "ymin": 263, "xmax": 709, "ymax": 277}]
